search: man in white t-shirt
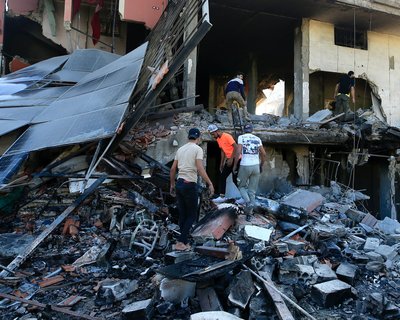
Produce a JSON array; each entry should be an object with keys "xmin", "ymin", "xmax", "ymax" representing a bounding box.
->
[
  {"xmin": 170, "ymin": 128, "xmax": 214, "ymax": 251},
  {"xmin": 233, "ymin": 124, "xmax": 266, "ymax": 220}
]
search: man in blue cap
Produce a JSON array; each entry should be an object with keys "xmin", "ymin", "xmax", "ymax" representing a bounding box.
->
[
  {"xmin": 170, "ymin": 128, "xmax": 214, "ymax": 251},
  {"xmin": 233, "ymin": 123, "xmax": 266, "ymax": 220}
]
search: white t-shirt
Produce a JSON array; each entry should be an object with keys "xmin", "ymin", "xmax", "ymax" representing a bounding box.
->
[
  {"xmin": 175, "ymin": 142, "xmax": 203, "ymax": 182},
  {"xmin": 238, "ymin": 133, "xmax": 262, "ymax": 166}
]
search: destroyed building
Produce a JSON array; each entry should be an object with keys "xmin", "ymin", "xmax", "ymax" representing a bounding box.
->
[{"xmin": 0, "ymin": 0, "xmax": 400, "ymax": 319}]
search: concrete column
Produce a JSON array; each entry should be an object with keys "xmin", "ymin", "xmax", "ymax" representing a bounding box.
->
[
  {"xmin": 183, "ymin": 14, "xmax": 198, "ymax": 108},
  {"xmin": 247, "ymin": 53, "xmax": 258, "ymax": 114},
  {"xmin": 293, "ymin": 19, "xmax": 310, "ymax": 120}
]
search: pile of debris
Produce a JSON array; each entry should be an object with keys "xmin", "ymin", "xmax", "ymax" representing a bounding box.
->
[{"xmin": 1, "ymin": 136, "xmax": 400, "ymax": 320}]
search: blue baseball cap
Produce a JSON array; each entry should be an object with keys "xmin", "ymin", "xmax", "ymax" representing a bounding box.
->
[
  {"xmin": 188, "ymin": 128, "xmax": 201, "ymax": 139},
  {"xmin": 244, "ymin": 123, "xmax": 253, "ymax": 133}
]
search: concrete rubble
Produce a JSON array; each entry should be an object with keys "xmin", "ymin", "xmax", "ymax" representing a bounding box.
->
[{"xmin": 0, "ymin": 109, "xmax": 400, "ymax": 320}]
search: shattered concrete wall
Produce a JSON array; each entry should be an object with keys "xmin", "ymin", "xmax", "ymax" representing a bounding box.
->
[
  {"xmin": 41, "ymin": 1, "xmax": 127, "ymax": 54},
  {"xmin": 308, "ymin": 19, "xmax": 400, "ymax": 127}
]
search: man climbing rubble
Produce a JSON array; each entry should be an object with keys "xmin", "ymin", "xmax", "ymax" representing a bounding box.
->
[
  {"xmin": 208, "ymin": 124, "xmax": 238, "ymax": 203},
  {"xmin": 170, "ymin": 128, "xmax": 214, "ymax": 251},
  {"xmin": 233, "ymin": 123, "xmax": 266, "ymax": 221},
  {"xmin": 225, "ymin": 71, "xmax": 250, "ymax": 122}
]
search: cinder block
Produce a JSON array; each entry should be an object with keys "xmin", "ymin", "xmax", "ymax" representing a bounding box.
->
[
  {"xmin": 336, "ymin": 263, "xmax": 357, "ymax": 285},
  {"xmin": 363, "ymin": 238, "xmax": 380, "ymax": 252},
  {"xmin": 314, "ymin": 263, "xmax": 337, "ymax": 282},
  {"xmin": 311, "ymin": 280, "xmax": 352, "ymax": 307}
]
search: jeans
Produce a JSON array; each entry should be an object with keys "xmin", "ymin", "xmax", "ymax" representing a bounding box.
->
[
  {"xmin": 237, "ymin": 164, "xmax": 260, "ymax": 206},
  {"xmin": 176, "ymin": 178, "xmax": 198, "ymax": 244},
  {"xmin": 219, "ymin": 162, "xmax": 238, "ymax": 195}
]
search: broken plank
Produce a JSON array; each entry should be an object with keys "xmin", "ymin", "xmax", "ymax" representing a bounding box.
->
[
  {"xmin": 258, "ymin": 271, "xmax": 295, "ymax": 320},
  {"xmin": 0, "ymin": 292, "xmax": 101, "ymax": 320},
  {"xmin": 243, "ymin": 265, "xmax": 317, "ymax": 320},
  {"xmin": 320, "ymin": 112, "xmax": 345, "ymax": 125},
  {"xmin": 0, "ymin": 176, "xmax": 106, "ymax": 278},
  {"xmin": 38, "ymin": 275, "xmax": 64, "ymax": 288}
]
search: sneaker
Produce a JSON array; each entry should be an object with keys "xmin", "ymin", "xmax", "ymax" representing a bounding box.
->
[
  {"xmin": 212, "ymin": 196, "xmax": 227, "ymax": 203},
  {"xmin": 236, "ymin": 198, "xmax": 245, "ymax": 204}
]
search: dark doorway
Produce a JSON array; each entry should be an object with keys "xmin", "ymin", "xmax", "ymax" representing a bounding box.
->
[
  {"xmin": 309, "ymin": 71, "xmax": 373, "ymax": 115},
  {"xmin": 196, "ymin": 1, "xmax": 299, "ymax": 111},
  {"xmin": 3, "ymin": 16, "xmax": 67, "ymax": 74}
]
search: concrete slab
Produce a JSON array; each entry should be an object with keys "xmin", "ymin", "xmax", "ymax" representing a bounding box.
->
[
  {"xmin": 191, "ymin": 311, "xmax": 243, "ymax": 320},
  {"xmin": 244, "ymin": 225, "xmax": 273, "ymax": 242},
  {"xmin": 374, "ymin": 245, "xmax": 398, "ymax": 261},
  {"xmin": 376, "ymin": 217, "xmax": 400, "ymax": 235},
  {"xmin": 122, "ymin": 298, "xmax": 152, "ymax": 317},
  {"xmin": 282, "ymin": 189, "xmax": 325, "ymax": 213},
  {"xmin": 160, "ymin": 278, "xmax": 196, "ymax": 304},
  {"xmin": 305, "ymin": 109, "xmax": 332, "ymax": 123},
  {"xmin": 311, "ymin": 279, "xmax": 352, "ymax": 307}
]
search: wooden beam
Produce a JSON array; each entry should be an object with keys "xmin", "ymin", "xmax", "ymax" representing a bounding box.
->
[
  {"xmin": 243, "ymin": 265, "xmax": 317, "ymax": 320},
  {"xmin": 258, "ymin": 271, "xmax": 295, "ymax": 320}
]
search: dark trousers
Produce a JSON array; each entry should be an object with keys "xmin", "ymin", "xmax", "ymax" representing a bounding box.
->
[
  {"xmin": 219, "ymin": 162, "xmax": 238, "ymax": 195},
  {"xmin": 335, "ymin": 94, "xmax": 350, "ymax": 116},
  {"xmin": 176, "ymin": 178, "xmax": 198, "ymax": 244}
]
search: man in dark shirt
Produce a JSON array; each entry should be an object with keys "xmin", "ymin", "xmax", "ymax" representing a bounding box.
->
[
  {"xmin": 225, "ymin": 72, "xmax": 249, "ymax": 121},
  {"xmin": 333, "ymin": 71, "xmax": 355, "ymax": 118}
]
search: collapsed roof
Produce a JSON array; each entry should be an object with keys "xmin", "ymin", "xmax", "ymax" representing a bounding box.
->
[{"xmin": 0, "ymin": 0, "xmax": 212, "ymax": 185}]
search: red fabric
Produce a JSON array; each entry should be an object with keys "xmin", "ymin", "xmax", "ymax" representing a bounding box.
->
[
  {"xmin": 91, "ymin": 0, "xmax": 103, "ymax": 45},
  {"xmin": 72, "ymin": 0, "xmax": 81, "ymax": 17}
]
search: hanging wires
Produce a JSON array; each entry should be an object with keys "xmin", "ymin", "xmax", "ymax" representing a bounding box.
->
[{"xmin": 348, "ymin": 7, "xmax": 357, "ymax": 191}]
